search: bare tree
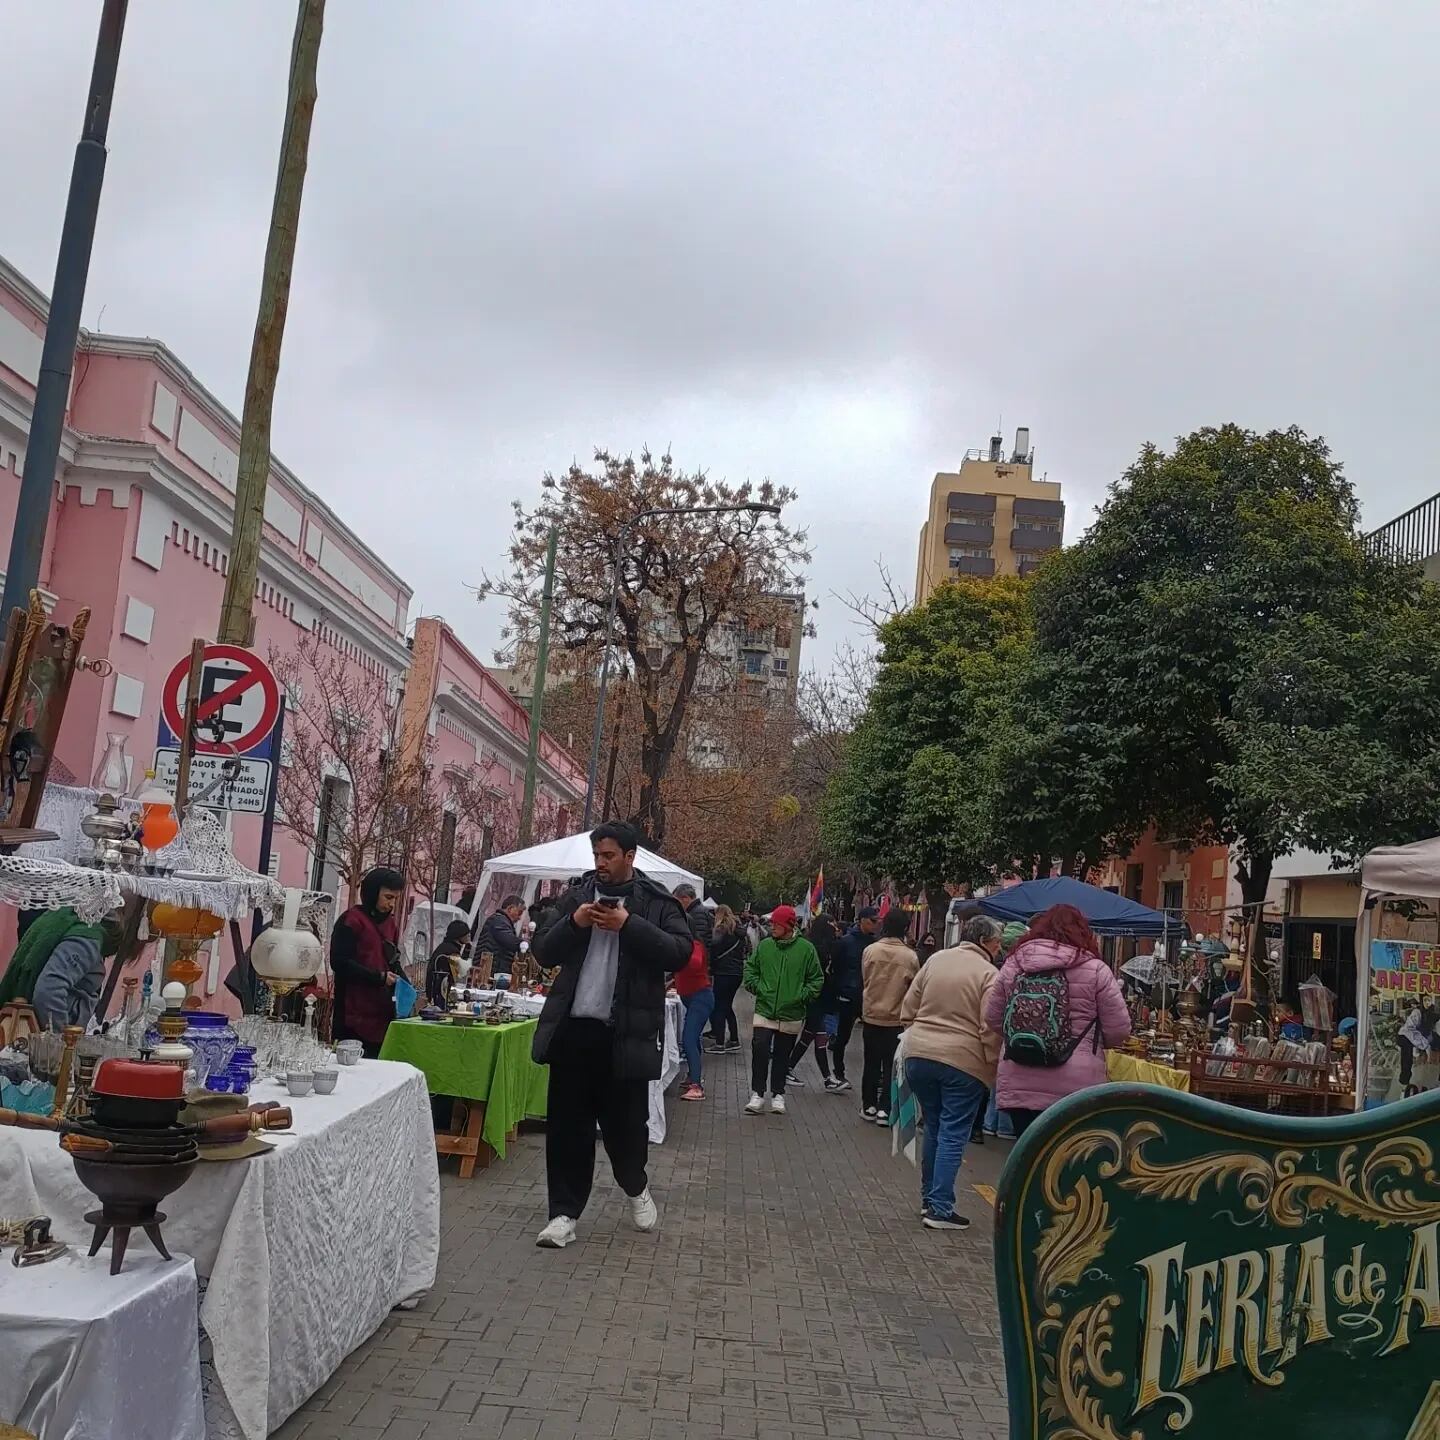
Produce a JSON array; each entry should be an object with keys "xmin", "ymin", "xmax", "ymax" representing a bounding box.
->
[
  {"xmin": 270, "ymin": 634, "xmax": 430, "ymax": 901},
  {"xmin": 479, "ymin": 448, "xmax": 809, "ymax": 846}
]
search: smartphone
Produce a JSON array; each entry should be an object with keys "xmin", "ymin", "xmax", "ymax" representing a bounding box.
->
[{"xmin": 597, "ymin": 896, "xmax": 620, "ymax": 910}]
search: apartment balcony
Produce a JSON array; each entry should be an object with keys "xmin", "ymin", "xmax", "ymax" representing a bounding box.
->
[
  {"xmin": 1011, "ymin": 526, "xmax": 1061, "ymax": 553},
  {"xmin": 944, "ymin": 519, "xmax": 995, "ymax": 546},
  {"xmin": 949, "ymin": 554, "xmax": 995, "ymax": 578},
  {"xmin": 946, "ymin": 491, "xmax": 997, "ymax": 516},
  {"xmin": 1012, "ymin": 496, "xmax": 1065, "ymax": 522},
  {"xmin": 1368, "ymin": 492, "xmax": 1440, "ymax": 566}
]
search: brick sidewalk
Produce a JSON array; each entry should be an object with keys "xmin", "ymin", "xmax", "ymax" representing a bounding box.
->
[{"xmin": 282, "ymin": 1022, "xmax": 1012, "ymax": 1440}]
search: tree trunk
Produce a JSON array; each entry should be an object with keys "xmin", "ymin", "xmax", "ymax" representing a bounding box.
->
[
  {"xmin": 218, "ymin": 0, "xmax": 325, "ymax": 645},
  {"xmin": 1235, "ymin": 849, "xmax": 1274, "ymax": 997}
]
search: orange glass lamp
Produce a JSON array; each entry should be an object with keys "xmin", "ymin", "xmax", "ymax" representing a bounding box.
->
[{"xmin": 150, "ymin": 902, "xmax": 225, "ymax": 1007}]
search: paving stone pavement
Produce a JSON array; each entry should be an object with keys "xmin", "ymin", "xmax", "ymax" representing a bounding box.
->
[{"xmin": 281, "ymin": 1013, "xmax": 1013, "ymax": 1440}]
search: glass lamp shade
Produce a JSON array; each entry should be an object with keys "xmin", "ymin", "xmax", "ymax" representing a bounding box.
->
[
  {"xmin": 250, "ymin": 926, "xmax": 323, "ymax": 997},
  {"xmin": 150, "ymin": 904, "xmax": 225, "ymax": 941}
]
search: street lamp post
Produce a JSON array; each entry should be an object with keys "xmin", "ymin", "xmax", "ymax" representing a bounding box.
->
[{"xmin": 580, "ymin": 502, "xmax": 781, "ymax": 828}]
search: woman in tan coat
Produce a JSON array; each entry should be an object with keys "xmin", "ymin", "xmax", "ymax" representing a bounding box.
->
[
  {"xmin": 900, "ymin": 914, "xmax": 1003, "ymax": 1231},
  {"xmin": 860, "ymin": 908, "xmax": 920, "ymax": 1123}
]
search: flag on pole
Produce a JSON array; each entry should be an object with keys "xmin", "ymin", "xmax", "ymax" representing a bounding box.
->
[{"xmin": 809, "ymin": 867, "xmax": 825, "ymax": 916}]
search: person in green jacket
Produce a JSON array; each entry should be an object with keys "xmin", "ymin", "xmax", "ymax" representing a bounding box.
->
[{"xmin": 742, "ymin": 904, "xmax": 822, "ymax": 1116}]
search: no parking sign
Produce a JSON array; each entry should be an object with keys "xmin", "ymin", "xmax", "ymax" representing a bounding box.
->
[{"xmin": 154, "ymin": 644, "xmax": 282, "ymax": 813}]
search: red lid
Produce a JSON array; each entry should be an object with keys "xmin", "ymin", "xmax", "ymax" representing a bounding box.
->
[{"xmin": 92, "ymin": 1058, "xmax": 185, "ymax": 1100}]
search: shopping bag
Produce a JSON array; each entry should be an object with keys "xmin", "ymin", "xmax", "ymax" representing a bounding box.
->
[
  {"xmin": 394, "ymin": 975, "xmax": 418, "ymax": 1019},
  {"xmin": 890, "ymin": 1033, "xmax": 919, "ymax": 1166}
]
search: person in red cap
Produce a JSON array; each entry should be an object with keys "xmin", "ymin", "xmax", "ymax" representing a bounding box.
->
[{"xmin": 741, "ymin": 905, "xmax": 823, "ymax": 1115}]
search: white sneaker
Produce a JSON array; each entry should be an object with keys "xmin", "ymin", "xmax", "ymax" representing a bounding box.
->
[
  {"xmin": 629, "ymin": 1188, "xmax": 659, "ymax": 1232},
  {"xmin": 769, "ymin": 1093, "xmax": 787, "ymax": 1115},
  {"xmin": 744, "ymin": 1092, "xmax": 765, "ymax": 1115},
  {"xmin": 863, "ymin": 1105, "xmax": 877, "ymax": 1119},
  {"xmin": 536, "ymin": 1216, "xmax": 577, "ymax": 1248}
]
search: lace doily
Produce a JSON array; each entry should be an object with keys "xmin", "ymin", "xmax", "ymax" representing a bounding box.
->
[{"xmin": 0, "ymin": 785, "xmax": 333, "ymax": 926}]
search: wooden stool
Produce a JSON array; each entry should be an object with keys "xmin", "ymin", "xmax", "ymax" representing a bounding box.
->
[
  {"xmin": 434, "ymin": 1099, "xmax": 493, "ymax": 1179},
  {"xmin": 0, "ymin": 1002, "xmax": 38, "ymax": 1050}
]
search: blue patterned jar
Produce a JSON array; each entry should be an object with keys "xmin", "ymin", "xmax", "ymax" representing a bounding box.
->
[{"xmin": 178, "ymin": 1011, "xmax": 239, "ymax": 1085}]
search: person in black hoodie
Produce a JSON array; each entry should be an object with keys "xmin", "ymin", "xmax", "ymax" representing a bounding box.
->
[
  {"xmin": 425, "ymin": 919, "xmax": 472, "ymax": 1007},
  {"xmin": 706, "ymin": 905, "xmax": 750, "ymax": 1053},
  {"xmin": 531, "ymin": 822, "xmax": 692, "ymax": 1249},
  {"xmin": 788, "ymin": 915, "xmax": 846, "ymax": 1092},
  {"xmin": 830, "ymin": 906, "xmax": 880, "ymax": 1087}
]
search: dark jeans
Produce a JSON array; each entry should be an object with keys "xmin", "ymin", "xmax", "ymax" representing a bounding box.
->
[
  {"xmin": 751, "ymin": 1028, "xmax": 797, "ymax": 1096},
  {"xmin": 832, "ymin": 997, "xmax": 860, "ymax": 1080},
  {"xmin": 710, "ymin": 974, "xmax": 742, "ymax": 1046},
  {"xmin": 862, "ymin": 1023, "xmax": 902, "ymax": 1113},
  {"xmin": 681, "ymin": 987, "xmax": 715, "ymax": 1084},
  {"xmin": 906, "ymin": 1058, "xmax": 987, "ymax": 1219},
  {"xmin": 545, "ymin": 1018, "xmax": 649, "ymax": 1219},
  {"xmin": 1006, "ymin": 1107, "xmax": 1043, "ymax": 1137}
]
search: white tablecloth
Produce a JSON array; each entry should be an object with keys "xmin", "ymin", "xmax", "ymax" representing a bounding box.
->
[
  {"xmin": 0, "ymin": 1251, "xmax": 204, "ymax": 1440},
  {"xmin": 0, "ymin": 1060, "xmax": 439, "ymax": 1440},
  {"xmin": 650, "ymin": 994, "xmax": 684, "ymax": 1143}
]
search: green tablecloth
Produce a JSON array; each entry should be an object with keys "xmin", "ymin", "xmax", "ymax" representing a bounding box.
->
[{"xmin": 379, "ymin": 1017, "xmax": 549, "ymax": 1159}]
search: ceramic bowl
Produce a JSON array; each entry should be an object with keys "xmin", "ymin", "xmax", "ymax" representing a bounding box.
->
[
  {"xmin": 312, "ymin": 1068, "xmax": 338, "ymax": 1094},
  {"xmin": 285, "ymin": 1071, "xmax": 314, "ymax": 1096}
]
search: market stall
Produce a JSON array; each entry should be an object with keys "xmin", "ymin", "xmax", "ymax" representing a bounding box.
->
[
  {"xmin": 976, "ymin": 874, "xmax": 1178, "ymax": 936},
  {"xmin": 463, "ymin": 830, "xmax": 703, "ymax": 924},
  {"xmin": 0, "ymin": 1250, "xmax": 204, "ymax": 1440},
  {"xmin": 0, "ymin": 1057, "xmax": 439, "ymax": 1440},
  {"xmin": 380, "ymin": 1015, "xmax": 547, "ymax": 1171},
  {"xmin": 1355, "ymin": 834, "xmax": 1440, "ymax": 1109}
]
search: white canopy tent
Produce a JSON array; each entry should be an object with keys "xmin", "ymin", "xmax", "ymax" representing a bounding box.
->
[
  {"xmin": 464, "ymin": 831, "xmax": 704, "ymax": 927},
  {"xmin": 1356, "ymin": 836, "xmax": 1440, "ymax": 1107}
]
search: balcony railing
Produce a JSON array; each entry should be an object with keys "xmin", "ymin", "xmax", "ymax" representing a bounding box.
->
[
  {"xmin": 1368, "ymin": 492, "xmax": 1440, "ymax": 564},
  {"xmin": 949, "ymin": 554, "xmax": 996, "ymax": 578},
  {"xmin": 1011, "ymin": 527, "xmax": 1061, "ymax": 553},
  {"xmin": 944, "ymin": 519, "xmax": 995, "ymax": 546}
]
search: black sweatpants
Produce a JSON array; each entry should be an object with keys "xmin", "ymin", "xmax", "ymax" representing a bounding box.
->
[
  {"xmin": 545, "ymin": 1018, "xmax": 650, "ymax": 1220},
  {"xmin": 832, "ymin": 997, "xmax": 860, "ymax": 1080},
  {"xmin": 862, "ymin": 1023, "xmax": 902, "ymax": 1113},
  {"xmin": 710, "ymin": 974, "xmax": 742, "ymax": 1046},
  {"xmin": 751, "ymin": 1028, "xmax": 798, "ymax": 1096}
]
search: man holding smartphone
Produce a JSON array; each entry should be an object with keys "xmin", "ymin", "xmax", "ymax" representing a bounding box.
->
[{"xmin": 531, "ymin": 821, "xmax": 693, "ymax": 1248}]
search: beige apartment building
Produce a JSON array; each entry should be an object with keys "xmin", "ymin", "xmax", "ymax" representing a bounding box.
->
[{"xmin": 914, "ymin": 427, "xmax": 1065, "ymax": 602}]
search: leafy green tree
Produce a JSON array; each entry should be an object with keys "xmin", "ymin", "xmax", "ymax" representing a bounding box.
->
[
  {"xmin": 821, "ymin": 577, "xmax": 1032, "ymax": 892},
  {"xmin": 1033, "ymin": 423, "xmax": 1440, "ymax": 912}
]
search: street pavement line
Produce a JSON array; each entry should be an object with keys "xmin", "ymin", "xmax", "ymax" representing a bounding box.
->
[{"xmin": 973, "ymin": 1183, "xmax": 997, "ymax": 1207}]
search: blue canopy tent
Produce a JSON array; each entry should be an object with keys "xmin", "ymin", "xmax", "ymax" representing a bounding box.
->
[{"xmin": 975, "ymin": 875, "xmax": 1183, "ymax": 939}]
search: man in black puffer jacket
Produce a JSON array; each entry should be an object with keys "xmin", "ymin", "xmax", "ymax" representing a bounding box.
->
[{"xmin": 532, "ymin": 821, "xmax": 692, "ymax": 1249}]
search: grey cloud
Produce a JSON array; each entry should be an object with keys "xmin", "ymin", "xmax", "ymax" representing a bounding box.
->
[{"xmin": 3, "ymin": 1, "xmax": 1438, "ymax": 668}]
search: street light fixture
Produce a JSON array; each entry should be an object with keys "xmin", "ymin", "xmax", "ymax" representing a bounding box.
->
[{"xmin": 581, "ymin": 501, "xmax": 782, "ymax": 827}]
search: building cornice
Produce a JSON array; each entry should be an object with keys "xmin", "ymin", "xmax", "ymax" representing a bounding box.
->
[
  {"xmin": 64, "ymin": 436, "xmax": 413, "ymax": 673},
  {"xmin": 0, "ymin": 255, "xmax": 52, "ymax": 318},
  {"xmin": 434, "ymin": 680, "xmax": 581, "ymax": 802},
  {"xmin": 76, "ymin": 331, "xmax": 411, "ymax": 601}
]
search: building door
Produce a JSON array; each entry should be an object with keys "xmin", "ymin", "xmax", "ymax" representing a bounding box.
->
[{"xmin": 1282, "ymin": 919, "xmax": 1357, "ymax": 1020}]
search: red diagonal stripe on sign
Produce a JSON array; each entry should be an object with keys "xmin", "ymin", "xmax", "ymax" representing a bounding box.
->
[{"xmin": 194, "ymin": 670, "xmax": 259, "ymax": 725}]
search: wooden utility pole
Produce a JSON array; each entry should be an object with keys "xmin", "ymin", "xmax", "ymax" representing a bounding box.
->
[
  {"xmin": 518, "ymin": 528, "xmax": 559, "ymax": 847},
  {"xmin": 217, "ymin": 0, "xmax": 325, "ymax": 646}
]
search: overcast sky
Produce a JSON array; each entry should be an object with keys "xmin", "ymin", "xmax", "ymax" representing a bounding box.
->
[{"xmin": 4, "ymin": 2, "xmax": 1436, "ymax": 668}]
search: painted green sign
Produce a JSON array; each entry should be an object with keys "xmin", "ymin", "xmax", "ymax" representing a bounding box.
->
[{"xmin": 995, "ymin": 1084, "xmax": 1440, "ymax": 1439}]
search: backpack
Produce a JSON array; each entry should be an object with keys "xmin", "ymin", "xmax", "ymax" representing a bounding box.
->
[{"xmin": 1002, "ymin": 966, "xmax": 1099, "ymax": 1067}]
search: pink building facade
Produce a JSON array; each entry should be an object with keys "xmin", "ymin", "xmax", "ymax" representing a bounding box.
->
[{"xmin": 0, "ymin": 253, "xmax": 582, "ymax": 1000}]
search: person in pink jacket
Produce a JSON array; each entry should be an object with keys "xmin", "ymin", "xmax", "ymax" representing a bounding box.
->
[{"xmin": 983, "ymin": 903, "xmax": 1131, "ymax": 1136}]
